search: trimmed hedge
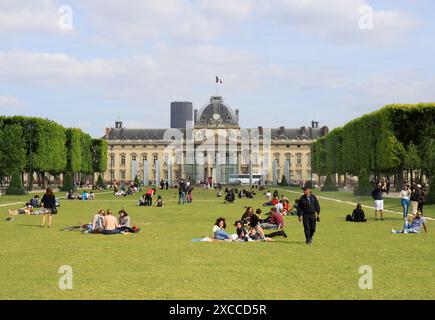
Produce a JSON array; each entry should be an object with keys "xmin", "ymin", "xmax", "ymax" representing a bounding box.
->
[
  {"xmin": 61, "ymin": 172, "xmax": 74, "ymax": 192},
  {"xmin": 6, "ymin": 171, "xmax": 26, "ymax": 195},
  {"xmin": 321, "ymin": 174, "xmax": 338, "ymax": 192}
]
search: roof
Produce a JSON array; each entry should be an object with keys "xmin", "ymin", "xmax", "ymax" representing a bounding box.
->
[{"xmin": 105, "ymin": 126, "xmax": 327, "ymax": 141}]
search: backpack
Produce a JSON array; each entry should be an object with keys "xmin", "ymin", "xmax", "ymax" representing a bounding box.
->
[{"xmin": 346, "ymin": 214, "xmax": 353, "ymax": 222}]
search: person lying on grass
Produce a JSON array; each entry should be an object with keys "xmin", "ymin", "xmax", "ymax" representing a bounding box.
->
[
  {"xmin": 392, "ymin": 211, "xmax": 428, "ymax": 234},
  {"xmin": 8, "ymin": 206, "xmax": 47, "ymax": 216}
]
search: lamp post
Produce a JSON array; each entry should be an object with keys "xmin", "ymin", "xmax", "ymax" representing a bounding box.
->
[
  {"xmin": 372, "ymin": 118, "xmax": 380, "ymax": 181},
  {"xmin": 110, "ymin": 145, "xmax": 114, "ymax": 183},
  {"xmin": 28, "ymin": 124, "xmax": 33, "ymax": 192}
]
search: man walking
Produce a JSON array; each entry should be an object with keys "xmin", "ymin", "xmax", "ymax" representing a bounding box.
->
[{"xmin": 297, "ymin": 187, "xmax": 321, "ymax": 245}]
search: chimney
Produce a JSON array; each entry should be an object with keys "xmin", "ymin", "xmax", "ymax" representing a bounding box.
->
[
  {"xmin": 105, "ymin": 128, "xmax": 112, "ymax": 138},
  {"xmin": 300, "ymin": 126, "xmax": 307, "ymax": 136},
  {"xmin": 279, "ymin": 126, "xmax": 285, "ymax": 136},
  {"xmin": 321, "ymin": 126, "xmax": 329, "ymax": 136},
  {"xmin": 258, "ymin": 126, "xmax": 263, "ymax": 137}
]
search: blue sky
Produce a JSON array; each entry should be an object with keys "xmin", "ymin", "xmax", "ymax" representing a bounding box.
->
[{"xmin": 0, "ymin": 0, "xmax": 434, "ymax": 137}]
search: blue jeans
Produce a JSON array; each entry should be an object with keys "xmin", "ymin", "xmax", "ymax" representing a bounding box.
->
[
  {"xmin": 178, "ymin": 192, "xmax": 186, "ymax": 205},
  {"xmin": 102, "ymin": 229, "xmax": 122, "ymax": 235},
  {"xmin": 394, "ymin": 221, "xmax": 419, "ymax": 234},
  {"xmin": 401, "ymin": 199, "xmax": 410, "ymax": 218},
  {"xmin": 259, "ymin": 223, "xmax": 279, "ymax": 230},
  {"xmin": 214, "ymin": 229, "xmax": 230, "ymax": 240}
]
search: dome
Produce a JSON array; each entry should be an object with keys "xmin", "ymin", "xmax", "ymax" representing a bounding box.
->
[{"xmin": 195, "ymin": 96, "xmax": 239, "ymax": 127}]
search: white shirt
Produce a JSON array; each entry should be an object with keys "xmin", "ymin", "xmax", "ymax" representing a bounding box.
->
[
  {"xmin": 400, "ymin": 189, "xmax": 411, "ymax": 200},
  {"xmin": 213, "ymin": 225, "xmax": 221, "ymax": 233}
]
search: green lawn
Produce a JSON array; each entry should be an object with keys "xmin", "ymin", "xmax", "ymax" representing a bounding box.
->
[{"xmin": 0, "ymin": 188, "xmax": 434, "ymax": 300}]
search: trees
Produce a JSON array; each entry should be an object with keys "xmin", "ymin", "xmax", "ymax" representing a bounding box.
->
[
  {"xmin": 311, "ymin": 103, "xmax": 435, "ymax": 192},
  {"xmin": 92, "ymin": 139, "xmax": 108, "ymax": 173},
  {"xmin": 0, "ymin": 116, "xmax": 107, "ymax": 191},
  {"xmin": 0, "ymin": 124, "xmax": 26, "ymax": 180}
]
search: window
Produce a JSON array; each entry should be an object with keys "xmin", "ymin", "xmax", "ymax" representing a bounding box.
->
[
  {"xmin": 285, "ymin": 153, "xmax": 291, "ymax": 163},
  {"xmin": 296, "ymin": 170, "xmax": 302, "ymax": 180},
  {"xmin": 121, "ymin": 155, "xmax": 126, "ymax": 166},
  {"xmin": 274, "ymin": 153, "xmax": 280, "ymax": 165},
  {"xmin": 143, "ymin": 154, "xmax": 148, "ymax": 162},
  {"xmin": 120, "ymin": 171, "xmax": 126, "ymax": 180},
  {"xmin": 132, "ymin": 155, "xmax": 137, "ymax": 161},
  {"xmin": 110, "ymin": 155, "xmax": 115, "ymax": 167},
  {"xmin": 154, "ymin": 154, "xmax": 158, "ymax": 162},
  {"xmin": 307, "ymin": 153, "xmax": 311, "ymax": 166},
  {"xmin": 296, "ymin": 154, "xmax": 302, "ymax": 166}
]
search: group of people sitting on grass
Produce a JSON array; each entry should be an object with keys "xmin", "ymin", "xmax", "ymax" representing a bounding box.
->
[
  {"xmin": 66, "ymin": 190, "xmax": 95, "ymax": 200},
  {"xmin": 83, "ymin": 209, "xmax": 140, "ymax": 235},
  {"xmin": 114, "ymin": 181, "xmax": 140, "ymax": 197},
  {"xmin": 211, "ymin": 206, "xmax": 288, "ymax": 242},
  {"xmin": 137, "ymin": 188, "xmax": 165, "ymax": 207},
  {"xmin": 262, "ymin": 190, "xmax": 299, "ymax": 217}
]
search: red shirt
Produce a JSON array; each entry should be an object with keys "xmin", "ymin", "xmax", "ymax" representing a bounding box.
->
[
  {"xmin": 271, "ymin": 198, "xmax": 279, "ymax": 206},
  {"xmin": 270, "ymin": 212, "xmax": 284, "ymax": 227},
  {"xmin": 146, "ymin": 189, "xmax": 155, "ymax": 196}
]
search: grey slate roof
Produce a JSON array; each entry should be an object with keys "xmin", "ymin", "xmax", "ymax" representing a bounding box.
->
[{"xmin": 106, "ymin": 126, "xmax": 327, "ymax": 141}]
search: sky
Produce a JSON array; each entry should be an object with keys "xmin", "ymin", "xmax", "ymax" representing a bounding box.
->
[{"xmin": 0, "ymin": 0, "xmax": 434, "ymax": 137}]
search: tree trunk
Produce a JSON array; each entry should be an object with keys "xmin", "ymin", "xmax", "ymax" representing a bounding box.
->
[{"xmin": 396, "ymin": 170, "xmax": 404, "ymax": 191}]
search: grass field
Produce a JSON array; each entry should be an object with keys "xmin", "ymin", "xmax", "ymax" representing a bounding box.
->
[{"xmin": 0, "ymin": 187, "xmax": 434, "ymax": 300}]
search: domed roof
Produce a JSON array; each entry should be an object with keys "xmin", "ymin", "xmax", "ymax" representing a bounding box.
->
[{"xmin": 195, "ymin": 96, "xmax": 239, "ymax": 127}]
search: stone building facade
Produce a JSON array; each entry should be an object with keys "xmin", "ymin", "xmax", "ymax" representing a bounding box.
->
[{"xmin": 103, "ymin": 96, "xmax": 328, "ymax": 185}]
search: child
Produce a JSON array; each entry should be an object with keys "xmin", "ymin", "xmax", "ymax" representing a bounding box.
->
[
  {"xmin": 155, "ymin": 195, "xmax": 165, "ymax": 207},
  {"xmin": 187, "ymin": 190, "xmax": 193, "ymax": 203}
]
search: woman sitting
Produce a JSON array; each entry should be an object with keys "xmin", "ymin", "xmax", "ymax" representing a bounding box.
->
[
  {"xmin": 213, "ymin": 218, "xmax": 231, "ymax": 240},
  {"xmin": 241, "ymin": 207, "xmax": 254, "ymax": 226},
  {"xmin": 85, "ymin": 209, "xmax": 106, "ymax": 233}
]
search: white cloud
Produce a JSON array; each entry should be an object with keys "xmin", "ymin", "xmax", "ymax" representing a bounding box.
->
[
  {"xmin": 0, "ymin": 95, "xmax": 22, "ymax": 108},
  {"xmin": 0, "ymin": 0, "xmax": 71, "ymax": 36},
  {"xmin": 256, "ymin": 0, "xmax": 420, "ymax": 45}
]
